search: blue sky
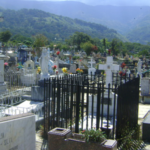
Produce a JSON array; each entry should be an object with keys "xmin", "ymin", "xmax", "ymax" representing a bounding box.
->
[{"xmin": 33, "ymin": 0, "xmax": 150, "ymax": 6}]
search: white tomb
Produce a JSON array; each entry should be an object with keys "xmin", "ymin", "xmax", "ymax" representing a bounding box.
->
[
  {"xmin": 88, "ymin": 58, "xmax": 96, "ymax": 75},
  {"xmin": 88, "ymin": 56, "xmax": 119, "ymax": 116},
  {"xmin": 39, "ymin": 48, "xmax": 50, "ymax": 80},
  {"xmin": 0, "ymin": 55, "xmax": 9, "ymax": 94},
  {"xmin": 20, "ymin": 52, "xmax": 37, "ymax": 86},
  {"xmin": 99, "ymin": 56, "xmax": 119, "ymax": 88}
]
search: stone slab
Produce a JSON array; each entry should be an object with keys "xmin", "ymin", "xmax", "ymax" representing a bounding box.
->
[
  {"xmin": 0, "ymin": 59, "xmax": 4, "ymax": 83},
  {"xmin": 0, "ymin": 113, "xmax": 35, "ymax": 150},
  {"xmin": 0, "ymin": 83, "xmax": 7, "ymax": 94}
]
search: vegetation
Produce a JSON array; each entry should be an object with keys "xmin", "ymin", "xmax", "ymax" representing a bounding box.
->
[
  {"xmin": 117, "ymin": 123, "xmax": 143, "ymax": 150},
  {"xmin": 0, "ymin": 8, "xmax": 127, "ymax": 43},
  {"xmin": 0, "ymin": 30, "xmax": 11, "ymax": 45},
  {"xmin": 33, "ymin": 34, "xmax": 48, "ymax": 56},
  {"xmin": 81, "ymin": 129, "xmax": 106, "ymax": 143}
]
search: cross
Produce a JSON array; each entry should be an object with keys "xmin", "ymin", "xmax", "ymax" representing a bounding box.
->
[
  {"xmin": 99, "ymin": 56, "xmax": 119, "ymax": 87},
  {"xmin": 28, "ymin": 52, "xmax": 32, "ymax": 60},
  {"xmin": 89, "ymin": 58, "xmax": 95, "ymax": 68}
]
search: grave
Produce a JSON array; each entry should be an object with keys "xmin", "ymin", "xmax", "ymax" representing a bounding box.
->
[
  {"xmin": 142, "ymin": 112, "xmax": 150, "ymax": 142},
  {"xmin": 0, "ymin": 54, "xmax": 9, "ymax": 94},
  {"xmin": 137, "ymin": 59, "xmax": 142, "ymax": 85},
  {"xmin": 39, "ymin": 48, "xmax": 50, "ymax": 80},
  {"xmin": 89, "ymin": 56, "xmax": 119, "ymax": 116},
  {"xmin": 20, "ymin": 52, "xmax": 37, "ymax": 86},
  {"xmin": 140, "ymin": 77, "xmax": 150, "ymax": 103},
  {"xmin": 0, "ymin": 113, "xmax": 35, "ymax": 150},
  {"xmin": 88, "ymin": 58, "xmax": 96, "ymax": 75},
  {"xmin": 48, "ymin": 127, "xmax": 117, "ymax": 150},
  {"xmin": 32, "ymin": 48, "xmax": 51, "ymax": 101}
]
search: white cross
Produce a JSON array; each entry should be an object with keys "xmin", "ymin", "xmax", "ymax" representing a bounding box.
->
[
  {"xmin": 99, "ymin": 56, "xmax": 119, "ymax": 87},
  {"xmin": 88, "ymin": 58, "xmax": 95, "ymax": 68},
  {"xmin": 28, "ymin": 52, "xmax": 32, "ymax": 60}
]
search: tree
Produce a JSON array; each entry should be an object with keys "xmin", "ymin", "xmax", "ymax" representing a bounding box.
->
[
  {"xmin": 0, "ymin": 30, "xmax": 12, "ymax": 45},
  {"xmin": 33, "ymin": 34, "xmax": 48, "ymax": 56},
  {"xmin": 67, "ymin": 32, "xmax": 92, "ymax": 50},
  {"xmin": 138, "ymin": 50, "xmax": 149, "ymax": 56},
  {"xmin": 81, "ymin": 41, "xmax": 94, "ymax": 55},
  {"xmin": 61, "ymin": 44, "xmax": 69, "ymax": 51},
  {"xmin": 111, "ymin": 39, "xmax": 119, "ymax": 55}
]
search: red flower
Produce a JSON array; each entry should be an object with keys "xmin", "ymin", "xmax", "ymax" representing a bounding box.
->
[
  {"xmin": 119, "ymin": 71, "xmax": 123, "ymax": 75},
  {"xmin": 121, "ymin": 62, "xmax": 126, "ymax": 68},
  {"xmin": 81, "ymin": 130, "xmax": 85, "ymax": 133},
  {"xmin": 52, "ymin": 65, "xmax": 57, "ymax": 70},
  {"xmin": 92, "ymin": 46, "xmax": 98, "ymax": 51},
  {"xmin": 55, "ymin": 70, "xmax": 58, "ymax": 74},
  {"xmin": 119, "ymin": 71, "xmax": 126, "ymax": 76},
  {"xmin": 56, "ymin": 51, "xmax": 60, "ymax": 55}
]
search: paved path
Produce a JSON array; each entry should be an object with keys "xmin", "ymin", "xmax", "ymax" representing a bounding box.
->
[
  {"xmin": 36, "ymin": 131, "xmax": 48, "ymax": 150},
  {"xmin": 138, "ymin": 103, "xmax": 150, "ymax": 119}
]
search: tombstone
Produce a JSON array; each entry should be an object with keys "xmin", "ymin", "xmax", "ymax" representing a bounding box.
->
[
  {"xmin": 24, "ymin": 52, "xmax": 34, "ymax": 69},
  {"xmin": 88, "ymin": 58, "xmax": 96, "ymax": 75},
  {"xmin": 34, "ymin": 56, "xmax": 39, "ymax": 67},
  {"xmin": 70, "ymin": 64, "xmax": 76, "ymax": 74},
  {"xmin": 141, "ymin": 78, "xmax": 150, "ymax": 96},
  {"xmin": 126, "ymin": 69, "xmax": 131, "ymax": 77},
  {"xmin": 48, "ymin": 59, "xmax": 55, "ymax": 74},
  {"xmin": 0, "ymin": 54, "xmax": 9, "ymax": 94},
  {"xmin": 137, "ymin": 59, "xmax": 142, "ymax": 85},
  {"xmin": 88, "ymin": 56, "xmax": 119, "ymax": 116},
  {"xmin": 99, "ymin": 56, "xmax": 119, "ymax": 88},
  {"xmin": 0, "ymin": 113, "xmax": 35, "ymax": 150},
  {"xmin": 20, "ymin": 53, "xmax": 36, "ymax": 86},
  {"xmin": 32, "ymin": 48, "xmax": 51, "ymax": 101},
  {"xmin": 39, "ymin": 48, "xmax": 50, "ymax": 80}
]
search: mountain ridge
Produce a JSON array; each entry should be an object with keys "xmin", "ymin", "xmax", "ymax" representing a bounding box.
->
[
  {"xmin": 0, "ymin": 1, "xmax": 150, "ymax": 44},
  {"xmin": 0, "ymin": 8, "xmax": 127, "ymax": 42}
]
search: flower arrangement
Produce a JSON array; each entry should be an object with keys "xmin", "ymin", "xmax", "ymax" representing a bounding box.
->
[
  {"xmin": 76, "ymin": 68, "xmax": 83, "ymax": 73},
  {"xmin": 52, "ymin": 65, "xmax": 57, "ymax": 71},
  {"xmin": 101, "ymin": 72, "xmax": 106, "ymax": 76},
  {"xmin": 37, "ymin": 66, "xmax": 41, "ymax": 74},
  {"xmin": 56, "ymin": 51, "xmax": 60, "ymax": 55},
  {"xmin": 62, "ymin": 67, "xmax": 68, "ymax": 73},
  {"xmin": 119, "ymin": 71, "xmax": 126, "ymax": 76},
  {"xmin": 55, "ymin": 70, "xmax": 58, "ymax": 75},
  {"xmin": 62, "ymin": 67, "xmax": 68, "ymax": 76},
  {"xmin": 121, "ymin": 62, "xmax": 126, "ymax": 69}
]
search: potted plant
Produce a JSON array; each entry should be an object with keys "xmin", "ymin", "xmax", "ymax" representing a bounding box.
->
[{"xmin": 81, "ymin": 129, "xmax": 106, "ymax": 143}]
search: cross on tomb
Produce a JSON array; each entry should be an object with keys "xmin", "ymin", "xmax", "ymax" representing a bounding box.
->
[
  {"xmin": 89, "ymin": 58, "xmax": 95, "ymax": 68},
  {"xmin": 28, "ymin": 52, "xmax": 32, "ymax": 61},
  {"xmin": 99, "ymin": 56, "xmax": 119, "ymax": 87}
]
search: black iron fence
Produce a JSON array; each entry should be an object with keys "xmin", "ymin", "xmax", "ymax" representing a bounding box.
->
[{"xmin": 44, "ymin": 73, "xmax": 139, "ymax": 141}]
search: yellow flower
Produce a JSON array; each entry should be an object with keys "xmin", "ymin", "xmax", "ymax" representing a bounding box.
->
[{"xmin": 62, "ymin": 67, "xmax": 68, "ymax": 73}]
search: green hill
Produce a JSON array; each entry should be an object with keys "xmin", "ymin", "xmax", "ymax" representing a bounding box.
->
[
  {"xmin": 126, "ymin": 15, "xmax": 150, "ymax": 44},
  {"xmin": 0, "ymin": 8, "xmax": 127, "ymax": 42}
]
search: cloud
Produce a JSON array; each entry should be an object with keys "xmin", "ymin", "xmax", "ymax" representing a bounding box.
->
[{"xmin": 34, "ymin": 0, "xmax": 150, "ymax": 6}]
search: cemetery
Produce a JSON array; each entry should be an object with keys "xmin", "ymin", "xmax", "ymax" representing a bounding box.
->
[{"xmin": 0, "ymin": 45, "xmax": 149, "ymax": 150}]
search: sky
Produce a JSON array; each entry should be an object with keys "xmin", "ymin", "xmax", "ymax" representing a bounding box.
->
[{"xmin": 34, "ymin": 0, "xmax": 150, "ymax": 6}]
